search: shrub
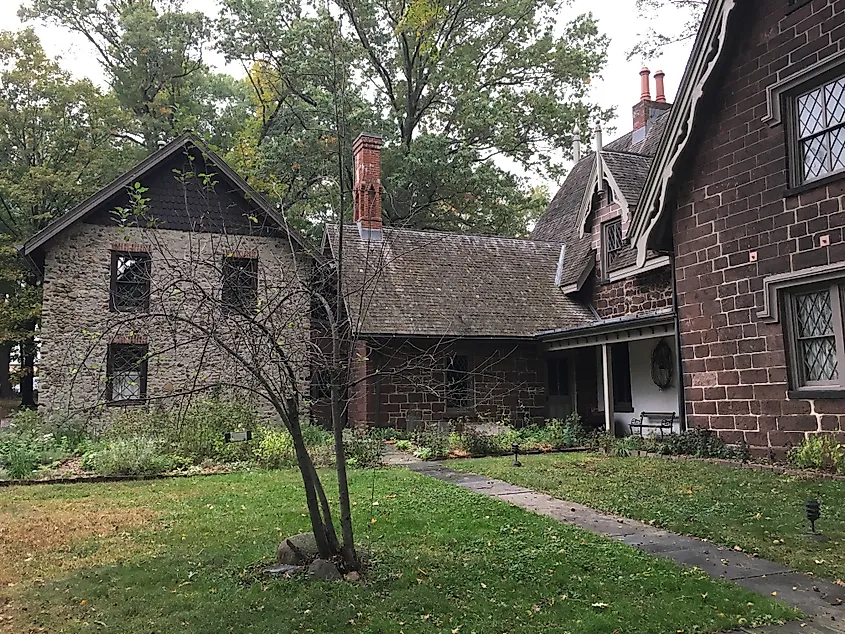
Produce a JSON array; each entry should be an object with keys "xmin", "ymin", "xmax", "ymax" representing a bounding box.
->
[
  {"xmin": 0, "ymin": 410, "xmax": 89, "ymax": 479},
  {"xmin": 790, "ymin": 434, "xmax": 845, "ymax": 474},
  {"xmin": 412, "ymin": 427, "xmax": 450, "ymax": 458},
  {"xmin": 343, "ymin": 429, "xmax": 383, "ymax": 467},
  {"xmin": 254, "ymin": 423, "xmax": 333, "ymax": 468},
  {"xmin": 413, "ymin": 446, "xmax": 433, "ymax": 460},
  {"xmin": 107, "ymin": 398, "xmax": 260, "ymax": 462},
  {"xmin": 395, "ymin": 439, "xmax": 412, "ymax": 452},
  {"xmin": 451, "ymin": 427, "xmax": 498, "ymax": 456},
  {"xmin": 659, "ymin": 429, "xmax": 731, "ymax": 459},
  {"xmin": 83, "ymin": 438, "xmax": 176, "ymax": 476}
]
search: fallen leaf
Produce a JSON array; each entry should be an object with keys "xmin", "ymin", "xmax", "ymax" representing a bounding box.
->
[{"xmin": 591, "ymin": 602, "xmax": 609, "ymax": 609}]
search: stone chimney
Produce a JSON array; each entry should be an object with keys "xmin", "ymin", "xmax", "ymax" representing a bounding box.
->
[
  {"xmin": 352, "ymin": 132, "xmax": 383, "ymax": 240},
  {"xmin": 632, "ymin": 67, "xmax": 672, "ymax": 145}
]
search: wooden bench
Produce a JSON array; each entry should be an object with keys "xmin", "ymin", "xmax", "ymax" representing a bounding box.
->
[{"xmin": 630, "ymin": 411, "xmax": 676, "ymax": 437}]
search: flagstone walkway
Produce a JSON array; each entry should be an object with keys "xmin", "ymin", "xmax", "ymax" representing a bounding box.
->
[{"xmin": 403, "ymin": 459, "xmax": 845, "ymax": 634}]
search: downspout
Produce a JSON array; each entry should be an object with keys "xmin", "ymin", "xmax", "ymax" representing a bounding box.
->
[{"xmin": 668, "ymin": 251, "xmax": 687, "ymax": 432}]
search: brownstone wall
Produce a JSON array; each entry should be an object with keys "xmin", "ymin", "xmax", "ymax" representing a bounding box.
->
[
  {"xmin": 592, "ymin": 267, "xmax": 674, "ymax": 320},
  {"xmin": 345, "ymin": 338, "xmax": 546, "ymax": 428},
  {"xmin": 670, "ymin": 0, "xmax": 845, "ymax": 448}
]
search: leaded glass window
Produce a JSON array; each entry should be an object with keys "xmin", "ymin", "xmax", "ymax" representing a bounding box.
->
[
  {"xmin": 601, "ymin": 219, "xmax": 624, "ymax": 277},
  {"xmin": 786, "ymin": 284, "xmax": 845, "ymax": 391},
  {"xmin": 107, "ymin": 344, "xmax": 148, "ymax": 402},
  {"xmin": 794, "ymin": 74, "xmax": 845, "ymax": 183},
  {"xmin": 110, "ymin": 251, "xmax": 151, "ymax": 311}
]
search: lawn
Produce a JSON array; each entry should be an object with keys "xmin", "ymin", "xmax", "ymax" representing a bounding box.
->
[
  {"xmin": 0, "ymin": 468, "xmax": 796, "ymax": 633},
  {"xmin": 451, "ymin": 453, "xmax": 845, "ymax": 582}
]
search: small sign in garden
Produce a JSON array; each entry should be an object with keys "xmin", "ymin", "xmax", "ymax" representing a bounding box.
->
[{"xmin": 224, "ymin": 430, "xmax": 253, "ymax": 443}]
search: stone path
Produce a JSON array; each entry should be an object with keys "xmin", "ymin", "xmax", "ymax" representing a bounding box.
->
[{"xmin": 404, "ymin": 460, "xmax": 845, "ymax": 634}]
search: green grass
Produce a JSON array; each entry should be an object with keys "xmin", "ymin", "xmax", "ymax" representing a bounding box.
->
[
  {"xmin": 0, "ymin": 468, "xmax": 797, "ymax": 633},
  {"xmin": 451, "ymin": 453, "xmax": 845, "ymax": 582}
]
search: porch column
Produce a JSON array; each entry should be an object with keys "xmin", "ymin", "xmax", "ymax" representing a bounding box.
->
[{"xmin": 601, "ymin": 343, "xmax": 614, "ymax": 435}]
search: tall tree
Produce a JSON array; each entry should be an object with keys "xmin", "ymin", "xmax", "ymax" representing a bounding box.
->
[
  {"xmin": 218, "ymin": 0, "xmax": 609, "ymax": 236},
  {"xmin": 0, "ymin": 28, "xmax": 133, "ymax": 404},
  {"xmin": 20, "ymin": 0, "xmax": 248, "ymax": 153},
  {"xmin": 628, "ymin": 0, "xmax": 706, "ymax": 61}
]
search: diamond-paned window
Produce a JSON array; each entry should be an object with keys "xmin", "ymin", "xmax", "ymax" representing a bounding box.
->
[
  {"xmin": 786, "ymin": 284, "xmax": 845, "ymax": 391},
  {"xmin": 601, "ymin": 218, "xmax": 624, "ymax": 277},
  {"xmin": 107, "ymin": 344, "xmax": 148, "ymax": 402},
  {"xmin": 795, "ymin": 74, "xmax": 845, "ymax": 183},
  {"xmin": 110, "ymin": 251, "xmax": 151, "ymax": 311}
]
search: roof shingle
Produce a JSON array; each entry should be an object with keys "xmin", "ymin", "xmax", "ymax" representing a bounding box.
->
[{"xmin": 328, "ymin": 225, "xmax": 596, "ymax": 338}]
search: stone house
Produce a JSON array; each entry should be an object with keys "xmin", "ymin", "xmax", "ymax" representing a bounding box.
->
[
  {"xmin": 324, "ymin": 81, "xmax": 684, "ymax": 431},
  {"xmin": 630, "ymin": 0, "xmax": 845, "ymax": 449},
  {"xmin": 21, "ymin": 135, "xmax": 313, "ymax": 420}
]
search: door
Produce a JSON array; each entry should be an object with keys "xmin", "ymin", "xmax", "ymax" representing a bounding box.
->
[
  {"xmin": 574, "ymin": 347, "xmax": 602, "ymax": 430},
  {"xmin": 547, "ymin": 357, "xmax": 573, "ymax": 419}
]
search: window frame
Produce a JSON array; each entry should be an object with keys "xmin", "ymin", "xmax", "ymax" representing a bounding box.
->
[
  {"xmin": 783, "ymin": 282, "xmax": 845, "ymax": 394},
  {"xmin": 547, "ymin": 358, "xmax": 571, "ymax": 398},
  {"xmin": 109, "ymin": 251, "xmax": 151, "ymax": 312},
  {"xmin": 106, "ymin": 343, "xmax": 149, "ymax": 403},
  {"xmin": 785, "ymin": 68, "xmax": 845, "ymax": 188},
  {"xmin": 601, "ymin": 218, "xmax": 624, "ymax": 279},
  {"xmin": 221, "ymin": 256, "xmax": 259, "ymax": 314},
  {"xmin": 445, "ymin": 354, "xmax": 472, "ymax": 412}
]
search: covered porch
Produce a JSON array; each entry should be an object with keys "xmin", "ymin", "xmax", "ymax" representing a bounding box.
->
[{"xmin": 540, "ymin": 310, "xmax": 683, "ymax": 436}]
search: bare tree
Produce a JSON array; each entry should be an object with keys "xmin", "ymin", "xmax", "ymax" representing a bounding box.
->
[{"xmin": 628, "ymin": 0, "xmax": 707, "ymax": 61}]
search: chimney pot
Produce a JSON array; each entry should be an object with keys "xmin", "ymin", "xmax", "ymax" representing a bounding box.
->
[
  {"xmin": 640, "ymin": 67, "xmax": 652, "ymax": 101},
  {"xmin": 654, "ymin": 70, "xmax": 666, "ymax": 103},
  {"xmin": 352, "ymin": 132, "xmax": 384, "ymax": 239}
]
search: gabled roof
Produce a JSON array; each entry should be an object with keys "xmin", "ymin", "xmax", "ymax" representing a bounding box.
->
[
  {"xmin": 21, "ymin": 133, "xmax": 314, "ymax": 257},
  {"xmin": 326, "ymin": 224, "xmax": 596, "ymax": 338},
  {"xmin": 602, "ymin": 151, "xmax": 653, "ymax": 212},
  {"xmin": 530, "ymin": 110, "xmax": 671, "ymax": 288},
  {"xmin": 630, "ymin": 0, "xmax": 739, "ymax": 265}
]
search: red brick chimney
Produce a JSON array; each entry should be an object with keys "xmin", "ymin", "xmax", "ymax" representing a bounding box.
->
[
  {"xmin": 654, "ymin": 69, "xmax": 667, "ymax": 103},
  {"xmin": 352, "ymin": 132, "xmax": 383, "ymax": 239},
  {"xmin": 632, "ymin": 68, "xmax": 672, "ymax": 145}
]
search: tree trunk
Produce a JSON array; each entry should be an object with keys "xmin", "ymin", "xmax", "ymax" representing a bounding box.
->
[
  {"xmin": 0, "ymin": 342, "xmax": 13, "ymax": 399},
  {"xmin": 285, "ymin": 397, "xmax": 337, "ymax": 560},
  {"xmin": 331, "ymin": 377, "xmax": 358, "ymax": 569}
]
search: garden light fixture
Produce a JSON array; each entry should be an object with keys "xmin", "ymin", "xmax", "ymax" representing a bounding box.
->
[
  {"xmin": 805, "ymin": 499, "xmax": 821, "ymax": 533},
  {"xmin": 512, "ymin": 442, "xmax": 521, "ymax": 467}
]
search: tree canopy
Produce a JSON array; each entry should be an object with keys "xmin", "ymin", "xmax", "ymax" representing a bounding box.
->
[{"xmin": 218, "ymin": 0, "xmax": 610, "ymax": 237}]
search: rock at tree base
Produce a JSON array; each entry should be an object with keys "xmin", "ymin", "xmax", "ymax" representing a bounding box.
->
[
  {"xmin": 308, "ymin": 559, "xmax": 341, "ymax": 581},
  {"xmin": 276, "ymin": 532, "xmax": 321, "ymax": 565},
  {"xmin": 344, "ymin": 571, "xmax": 361, "ymax": 582}
]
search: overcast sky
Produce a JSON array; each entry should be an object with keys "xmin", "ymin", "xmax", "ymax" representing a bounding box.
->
[{"xmin": 0, "ymin": 0, "xmax": 693, "ymax": 189}]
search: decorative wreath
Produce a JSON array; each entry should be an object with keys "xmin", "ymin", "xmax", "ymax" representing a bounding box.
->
[{"xmin": 651, "ymin": 339, "xmax": 674, "ymax": 389}]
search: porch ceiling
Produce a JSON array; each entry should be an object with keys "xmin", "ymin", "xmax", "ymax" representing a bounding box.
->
[{"xmin": 539, "ymin": 309, "xmax": 675, "ymax": 351}]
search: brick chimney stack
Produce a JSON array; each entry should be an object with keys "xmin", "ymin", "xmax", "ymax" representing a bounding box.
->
[
  {"xmin": 632, "ymin": 68, "xmax": 672, "ymax": 145},
  {"xmin": 352, "ymin": 132, "xmax": 383, "ymax": 240}
]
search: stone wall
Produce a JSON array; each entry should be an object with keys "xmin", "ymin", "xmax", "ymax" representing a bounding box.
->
[
  {"xmin": 670, "ymin": 0, "xmax": 845, "ymax": 448},
  {"xmin": 340, "ymin": 338, "xmax": 546, "ymax": 428},
  {"xmin": 39, "ymin": 222, "xmax": 311, "ymax": 423},
  {"xmin": 591, "ymin": 267, "xmax": 674, "ymax": 321}
]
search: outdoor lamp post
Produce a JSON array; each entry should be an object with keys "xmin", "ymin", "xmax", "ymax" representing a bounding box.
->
[
  {"xmin": 512, "ymin": 442, "xmax": 521, "ymax": 467},
  {"xmin": 805, "ymin": 499, "xmax": 821, "ymax": 533}
]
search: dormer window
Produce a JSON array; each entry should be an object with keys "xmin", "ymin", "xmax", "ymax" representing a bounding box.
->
[{"xmin": 601, "ymin": 219, "xmax": 624, "ymax": 278}]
